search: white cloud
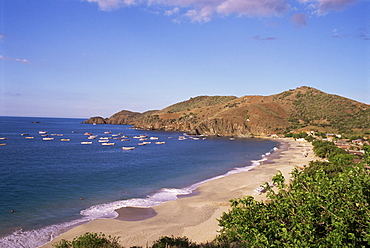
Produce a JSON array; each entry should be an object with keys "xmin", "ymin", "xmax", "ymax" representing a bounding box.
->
[
  {"xmin": 85, "ymin": 0, "xmax": 364, "ymax": 22},
  {"xmin": 164, "ymin": 7, "xmax": 180, "ymax": 16},
  {"xmin": 297, "ymin": 0, "xmax": 362, "ymax": 15},
  {"xmin": 216, "ymin": 0, "xmax": 290, "ymax": 17},
  {"xmin": 83, "ymin": 0, "xmax": 138, "ymax": 11},
  {"xmin": 0, "ymin": 55, "xmax": 31, "ymax": 64}
]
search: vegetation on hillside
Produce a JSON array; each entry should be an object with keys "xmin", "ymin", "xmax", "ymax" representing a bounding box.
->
[
  {"xmin": 163, "ymin": 96, "xmax": 237, "ymax": 113},
  {"xmin": 286, "ymin": 87, "xmax": 370, "ymax": 133}
]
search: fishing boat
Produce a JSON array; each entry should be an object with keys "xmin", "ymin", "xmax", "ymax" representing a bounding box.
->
[
  {"xmin": 102, "ymin": 143, "xmax": 114, "ymax": 146},
  {"xmin": 25, "ymin": 136, "xmax": 34, "ymax": 139},
  {"xmin": 39, "ymin": 131, "xmax": 47, "ymax": 134},
  {"xmin": 122, "ymin": 146, "xmax": 135, "ymax": 150},
  {"xmin": 43, "ymin": 137, "xmax": 54, "ymax": 141},
  {"xmin": 155, "ymin": 141, "xmax": 165, "ymax": 145},
  {"xmin": 81, "ymin": 141, "xmax": 92, "ymax": 144},
  {"xmin": 61, "ymin": 139, "xmax": 70, "ymax": 141}
]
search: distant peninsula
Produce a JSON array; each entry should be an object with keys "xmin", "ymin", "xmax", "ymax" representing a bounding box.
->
[{"xmin": 84, "ymin": 86, "xmax": 370, "ymax": 137}]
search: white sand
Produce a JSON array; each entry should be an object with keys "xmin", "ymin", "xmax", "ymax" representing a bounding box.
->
[{"xmin": 43, "ymin": 138, "xmax": 316, "ymax": 247}]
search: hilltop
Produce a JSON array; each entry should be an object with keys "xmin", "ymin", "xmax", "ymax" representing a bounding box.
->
[{"xmin": 84, "ymin": 86, "xmax": 370, "ymax": 137}]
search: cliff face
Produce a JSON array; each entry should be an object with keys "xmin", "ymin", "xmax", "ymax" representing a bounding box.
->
[{"xmin": 83, "ymin": 87, "xmax": 370, "ymax": 136}]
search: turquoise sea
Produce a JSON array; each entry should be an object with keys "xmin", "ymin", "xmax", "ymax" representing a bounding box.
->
[{"xmin": 0, "ymin": 116, "xmax": 278, "ymax": 247}]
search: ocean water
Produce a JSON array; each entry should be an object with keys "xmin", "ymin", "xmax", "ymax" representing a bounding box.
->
[{"xmin": 0, "ymin": 116, "xmax": 278, "ymax": 247}]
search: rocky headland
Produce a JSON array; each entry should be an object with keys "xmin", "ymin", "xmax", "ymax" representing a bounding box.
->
[{"xmin": 84, "ymin": 86, "xmax": 370, "ymax": 137}]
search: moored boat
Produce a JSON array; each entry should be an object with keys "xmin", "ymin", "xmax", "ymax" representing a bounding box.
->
[
  {"xmin": 102, "ymin": 143, "xmax": 114, "ymax": 146},
  {"xmin": 43, "ymin": 137, "xmax": 54, "ymax": 141},
  {"xmin": 81, "ymin": 141, "xmax": 92, "ymax": 144},
  {"xmin": 122, "ymin": 146, "xmax": 135, "ymax": 150}
]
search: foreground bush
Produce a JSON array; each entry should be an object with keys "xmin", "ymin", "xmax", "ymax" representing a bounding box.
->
[
  {"xmin": 53, "ymin": 232, "xmax": 122, "ymax": 248},
  {"xmin": 217, "ymin": 162, "xmax": 370, "ymax": 247}
]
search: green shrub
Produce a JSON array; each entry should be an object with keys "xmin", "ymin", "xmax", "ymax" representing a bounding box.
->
[
  {"xmin": 53, "ymin": 232, "xmax": 123, "ymax": 248},
  {"xmin": 217, "ymin": 163, "xmax": 370, "ymax": 247},
  {"xmin": 152, "ymin": 236, "xmax": 198, "ymax": 248}
]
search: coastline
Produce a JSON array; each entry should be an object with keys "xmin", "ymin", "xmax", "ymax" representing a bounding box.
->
[{"xmin": 43, "ymin": 138, "xmax": 316, "ymax": 248}]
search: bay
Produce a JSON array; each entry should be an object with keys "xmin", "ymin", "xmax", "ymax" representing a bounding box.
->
[{"xmin": 0, "ymin": 116, "xmax": 277, "ymax": 247}]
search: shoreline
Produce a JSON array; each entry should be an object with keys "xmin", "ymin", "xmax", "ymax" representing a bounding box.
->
[{"xmin": 43, "ymin": 138, "xmax": 316, "ymax": 248}]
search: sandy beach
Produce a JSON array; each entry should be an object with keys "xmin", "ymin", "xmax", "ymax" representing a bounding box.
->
[{"xmin": 43, "ymin": 138, "xmax": 316, "ymax": 248}]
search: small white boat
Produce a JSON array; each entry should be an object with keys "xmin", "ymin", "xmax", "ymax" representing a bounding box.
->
[
  {"xmin": 61, "ymin": 139, "xmax": 70, "ymax": 141},
  {"xmin": 0, "ymin": 137, "xmax": 7, "ymax": 140},
  {"xmin": 43, "ymin": 137, "xmax": 54, "ymax": 141},
  {"xmin": 122, "ymin": 146, "xmax": 135, "ymax": 150},
  {"xmin": 0, "ymin": 143, "xmax": 6, "ymax": 146},
  {"xmin": 142, "ymin": 142, "xmax": 151, "ymax": 144},
  {"xmin": 150, "ymin": 137, "xmax": 159, "ymax": 140},
  {"xmin": 138, "ymin": 143, "xmax": 146, "ymax": 146},
  {"xmin": 81, "ymin": 141, "xmax": 92, "ymax": 144},
  {"xmin": 84, "ymin": 132, "xmax": 93, "ymax": 136},
  {"xmin": 121, "ymin": 139, "xmax": 130, "ymax": 141},
  {"xmin": 102, "ymin": 143, "xmax": 114, "ymax": 146},
  {"xmin": 155, "ymin": 141, "xmax": 165, "ymax": 144},
  {"xmin": 39, "ymin": 131, "xmax": 47, "ymax": 134},
  {"xmin": 21, "ymin": 133, "xmax": 29, "ymax": 136},
  {"xmin": 88, "ymin": 135, "xmax": 98, "ymax": 139},
  {"xmin": 104, "ymin": 131, "xmax": 111, "ymax": 134},
  {"xmin": 25, "ymin": 136, "xmax": 34, "ymax": 139},
  {"xmin": 98, "ymin": 139, "xmax": 109, "ymax": 142}
]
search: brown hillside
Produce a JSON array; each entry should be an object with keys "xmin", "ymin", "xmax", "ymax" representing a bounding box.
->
[{"xmin": 84, "ymin": 86, "xmax": 370, "ymax": 137}]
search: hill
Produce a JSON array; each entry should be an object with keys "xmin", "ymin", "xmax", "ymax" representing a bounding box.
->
[{"xmin": 83, "ymin": 86, "xmax": 370, "ymax": 137}]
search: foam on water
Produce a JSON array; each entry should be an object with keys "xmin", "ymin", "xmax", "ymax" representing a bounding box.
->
[{"xmin": 0, "ymin": 143, "xmax": 279, "ymax": 248}]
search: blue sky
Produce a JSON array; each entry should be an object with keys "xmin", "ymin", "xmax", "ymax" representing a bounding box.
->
[{"xmin": 1, "ymin": 0, "xmax": 369, "ymax": 118}]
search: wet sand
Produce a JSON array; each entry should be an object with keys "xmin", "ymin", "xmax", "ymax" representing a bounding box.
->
[{"xmin": 43, "ymin": 138, "xmax": 316, "ymax": 248}]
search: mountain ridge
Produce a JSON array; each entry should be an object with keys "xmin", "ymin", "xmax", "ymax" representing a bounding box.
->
[{"xmin": 83, "ymin": 86, "xmax": 370, "ymax": 136}]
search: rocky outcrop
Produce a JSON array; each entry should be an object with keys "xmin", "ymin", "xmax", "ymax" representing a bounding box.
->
[{"xmin": 82, "ymin": 116, "xmax": 107, "ymax": 124}]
